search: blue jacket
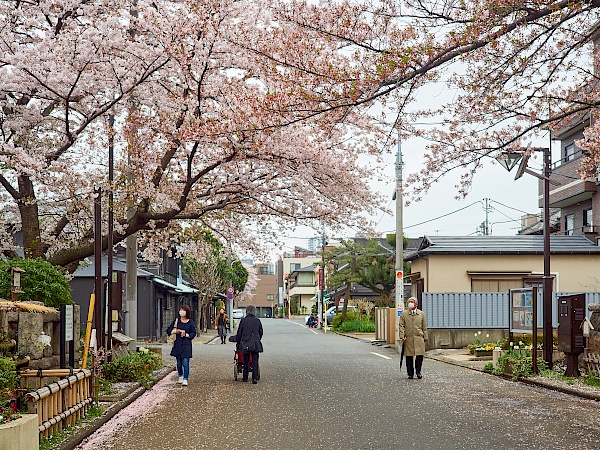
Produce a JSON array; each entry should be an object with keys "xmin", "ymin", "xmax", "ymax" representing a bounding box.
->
[{"xmin": 167, "ymin": 318, "xmax": 197, "ymax": 359}]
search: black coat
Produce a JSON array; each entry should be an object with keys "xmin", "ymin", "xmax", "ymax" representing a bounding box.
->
[
  {"xmin": 236, "ymin": 314, "xmax": 263, "ymax": 353},
  {"xmin": 167, "ymin": 318, "xmax": 197, "ymax": 359}
]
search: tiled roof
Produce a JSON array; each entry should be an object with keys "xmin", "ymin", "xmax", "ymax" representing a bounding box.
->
[{"xmin": 406, "ymin": 235, "xmax": 600, "ymax": 260}]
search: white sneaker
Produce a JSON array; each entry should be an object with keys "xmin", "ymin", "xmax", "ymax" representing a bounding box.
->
[
  {"xmin": 177, "ymin": 376, "xmax": 184, "ymax": 384},
  {"xmin": 182, "ymin": 379, "xmax": 188, "ymax": 386}
]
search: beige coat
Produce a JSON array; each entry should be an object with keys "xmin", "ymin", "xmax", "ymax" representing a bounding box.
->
[{"xmin": 398, "ymin": 309, "xmax": 428, "ymax": 356}]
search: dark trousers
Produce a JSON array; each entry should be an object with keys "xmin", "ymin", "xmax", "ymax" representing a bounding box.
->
[
  {"xmin": 218, "ymin": 325, "xmax": 227, "ymax": 343},
  {"xmin": 242, "ymin": 351, "xmax": 259, "ymax": 382},
  {"xmin": 405, "ymin": 355, "xmax": 423, "ymax": 377}
]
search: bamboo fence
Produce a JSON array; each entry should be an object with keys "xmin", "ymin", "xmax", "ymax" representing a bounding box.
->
[{"xmin": 24, "ymin": 368, "xmax": 93, "ymax": 438}]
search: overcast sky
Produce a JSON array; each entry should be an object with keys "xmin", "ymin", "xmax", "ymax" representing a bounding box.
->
[
  {"xmin": 263, "ymin": 80, "xmax": 559, "ymax": 261},
  {"xmin": 264, "ymin": 136, "xmax": 550, "ymax": 262}
]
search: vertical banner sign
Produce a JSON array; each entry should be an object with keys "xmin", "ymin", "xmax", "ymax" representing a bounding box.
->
[
  {"xmin": 60, "ymin": 304, "xmax": 75, "ymax": 369},
  {"xmin": 395, "ymin": 270, "xmax": 404, "ymax": 317},
  {"xmin": 65, "ymin": 304, "xmax": 74, "ymax": 341},
  {"xmin": 318, "ymin": 267, "xmax": 324, "ymax": 291}
]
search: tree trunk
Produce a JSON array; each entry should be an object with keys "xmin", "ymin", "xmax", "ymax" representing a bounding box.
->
[{"xmin": 17, "ymin": 175, "xmax": 44, "ymax": 258}]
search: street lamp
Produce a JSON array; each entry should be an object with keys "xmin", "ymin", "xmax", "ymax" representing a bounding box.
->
[
  {"xmin": 495, "ymin": 151, "xmax": 523, "ymax": 172},
  {"xmin": 497, "ymin": 146, "xmax": 553, "ymax": 368}
]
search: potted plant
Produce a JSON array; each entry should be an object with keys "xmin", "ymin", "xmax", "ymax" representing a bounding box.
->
[{"xmin": 474, "ymin": 343, "xmax": 495, "ymax": 357}]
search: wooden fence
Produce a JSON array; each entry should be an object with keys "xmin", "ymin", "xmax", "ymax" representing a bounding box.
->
[{"xmin": 23, "ymin": 368, "xmax": 93, "ymax": 439}]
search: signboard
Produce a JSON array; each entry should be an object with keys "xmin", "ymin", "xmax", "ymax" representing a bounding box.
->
[
  {"xmin": 395, "ymin": 270, "xmax": 404, "ymax": 310},
  {"xmin": 318, "ymin": 267, "xmax": 324, "ymax": 290},
  {"xmin": 509, "ymin": 288, "xmax": 535, "ymax": 333},
  {"xmin": 227, "ymin": 285, "xmax": 234, "ymax": 300},
  {"xmin": 64, "ymin": 304, "xmax": 74, "ymax": 341}
]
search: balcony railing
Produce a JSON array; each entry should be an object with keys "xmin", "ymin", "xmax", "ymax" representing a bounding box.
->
[{"xmin": 562, "ymin": 226, "xmax": 596, "ymax": 235}]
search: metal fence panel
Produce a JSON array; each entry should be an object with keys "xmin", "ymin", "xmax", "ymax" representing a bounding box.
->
[{"xmin": 423, "ymin": 291, "xmax": 600, "ymax": 329}]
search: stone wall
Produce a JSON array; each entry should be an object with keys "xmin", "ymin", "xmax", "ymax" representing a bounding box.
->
[
  {"xmin": 426, "ymin": 328, "xmax": 509, "ymax": 350},
  {"xmin": 4, "ymin": 304, "xmax": 80, "ymax": 369}
]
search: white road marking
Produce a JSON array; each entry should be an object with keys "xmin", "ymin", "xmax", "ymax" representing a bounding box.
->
[
  {"xmin": 287, "ymin": 319, "xmax": 318, "ymax": 335},
  {"xmin": 370, "ymin": 352, "xmax": 392, "ymax": 360}
]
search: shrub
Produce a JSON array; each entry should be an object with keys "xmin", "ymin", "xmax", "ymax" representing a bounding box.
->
[
  {"xmin": 483, "ymin": 362, "xmax": 493, "ymax": 372},
  {"xmin": 0, "ymin": 357, "xmax": 19, "ymax": 392},
  {"xmin": 337, "ymin": 320, "xmax": 375, "ymax": 333},
  {"xmin": 493, "ymin": 351, "xmax": 547, "ymax": 380},
  {"xmin": 0, "ymin": 258, "xmax": 72, "ymax": 307},
  {"xmin": 331, "ymin": 310, "xmax": 357, "ymax": 329},
  {"xmin": 0, "ymin": 357, "xmax": 20, "ymax": 424},
  {"xmin": 102, "ymin": 351, "xmax": 162, "ymax": 384}
]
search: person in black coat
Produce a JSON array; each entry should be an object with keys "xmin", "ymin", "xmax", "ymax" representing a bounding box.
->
[
  {"xmin": 236, "ymin": 304, "xmax": 263, "ymax": 384},
  {"xmin": 166, "ymin": 304, "xmax": 197, "ymax": 386}
]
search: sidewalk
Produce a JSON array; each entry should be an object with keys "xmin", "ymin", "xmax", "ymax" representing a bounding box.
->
[
  {"xmin": 55, "ymin": 329, "xmax": 220, "ymax": 449},
  {"xmin": 334, "ymin": 331, "xmax": 600, "ymax": 402}
]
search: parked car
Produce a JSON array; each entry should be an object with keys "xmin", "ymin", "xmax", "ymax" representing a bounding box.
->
[
  {"xmin": 325, "ymin": 305, "xmax": 358, "ymax": 325},
  {"xmin": 232, "ymin": 309, "xmax": 244, "ymax": 319}
]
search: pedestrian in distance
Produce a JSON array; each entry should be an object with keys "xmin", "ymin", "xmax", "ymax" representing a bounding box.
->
[
  {"xmin": 398, "ymin": 297, "xmax": 428, "ymax": 379},
  {"xmin": 236, "ymin": 304, "xmax": 263, "ymax": 384},
  {"xmin": 216, "ymin": 308, "xmax": 230, "ymax": 344},
  {"xmin": 167, "ymin": 304, "xmax": 197, "ymax": 386}
]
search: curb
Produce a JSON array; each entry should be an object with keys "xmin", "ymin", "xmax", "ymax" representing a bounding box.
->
[
  {"xmin": 334, "ymin": 332, "xmax": 380, "ymax": 344},
  {"xmin": 58, "ymin": 366, "xmax": 175, "ymax": 450},
  {"xmin": 426, "ymin": 354, "xmax": 600, "ymax": 402}
]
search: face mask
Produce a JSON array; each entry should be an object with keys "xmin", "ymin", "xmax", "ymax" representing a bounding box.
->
[
  {"xmin": 179, "ymin": 310, "xmax": 186, "ymax": 317},
  {"xmin": 409, "ymin": 302, "xmax": 416, "ymax": 310}
]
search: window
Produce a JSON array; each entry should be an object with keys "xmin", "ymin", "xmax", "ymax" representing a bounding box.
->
[
  {"xmin": 584, "ymin": 209, "xmax": 593, "ymax": 227},
  {"xmin": 290, "ymin": 263, "xmax": 301, "ymax": 272},
  {"xmin": 564, "ymin": 143, "xmax": 575, "ymax": 162},
  {"xmin": 259, "ymin": 266, "xmax": 268, "ymax": 275},
  {"xmin": 267, "ymin": 294, "xmax": 274, "ymax": 301},
  {"xmin": 471, "ymin": 279, "xmax": 522, "ymax": 292},
  {"xmin": 565, "ymin": 213, "xmax": 574, "ymax": 235}
]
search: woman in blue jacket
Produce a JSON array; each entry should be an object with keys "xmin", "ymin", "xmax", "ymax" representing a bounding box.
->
[{"xmin": 167, "ymin": 304, "xmax": 197, "ymax": 386}]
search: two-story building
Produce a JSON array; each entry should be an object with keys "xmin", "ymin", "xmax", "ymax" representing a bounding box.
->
[
  {"xmin": 542, "ymin": 111, "xmax": 600, "ymax": 240},
  {"xmin": 243, "ymin": 263, "xmax": 277, "ymax": 318},
  {"xmin": 276, "ymin": 246, "xmax": 322, "ymax": 311}
]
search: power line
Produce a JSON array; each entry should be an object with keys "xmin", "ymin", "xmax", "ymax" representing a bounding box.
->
[
  {"xmin": 489, "ymin": 199, "xmax": 529, "ymax": 215},
  {"xmin": 404, "ymin": 201, "xmax": 483, "ymax": 229}
]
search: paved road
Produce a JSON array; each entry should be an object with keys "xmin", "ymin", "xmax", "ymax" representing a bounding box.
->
[{"xmin": 87, "ymin": 319, "xmax": 600, "ymax": 449}]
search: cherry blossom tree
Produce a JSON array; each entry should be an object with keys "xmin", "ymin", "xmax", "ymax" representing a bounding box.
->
[
  {"xmin": 0, "ymin": 0, "xmax": 387, "ymax": 270},
  {"xmin": 281, "ymin": 0, "xmax": 600, "ymax": 198},
  {"xmin": 5, "ymin": 0, "xmax": 598, "ymax": 271}
]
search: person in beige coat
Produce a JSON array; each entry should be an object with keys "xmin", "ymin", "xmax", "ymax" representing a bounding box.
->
[{"xmin": 399, "ymin": 297, "xmax": 428, "ymax": 379}]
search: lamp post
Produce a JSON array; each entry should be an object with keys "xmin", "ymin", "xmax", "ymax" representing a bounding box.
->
[
  {"xmin": 7, "ymin": 266, "xmax": 25, "ymax": 302},
  {"xmin": 497, "ymin": 146, "xmax": 553, "ymax": 368}
]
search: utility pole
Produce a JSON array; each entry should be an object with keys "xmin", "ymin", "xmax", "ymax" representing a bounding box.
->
[
  {"xmin": 319, "ymin": 232, "xmax": 325, "ymax": 330},
  {"xmin": 93, "ymin": 187, "xmax": 104, "ymax": 350},
  {"xmin": 395, "ymin": 130, "xmax": 404, "ymax": 354},
  {"xmin": 107, "ymin": 113, "xmax": 114, "ymax": 354},
  {"xmin": 484, "ymin": 197, "xmax": 490, "ymax": 235},
  {"xmin": 125, "ymin": 0, "xmax": 139, "ymax": 349}
]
